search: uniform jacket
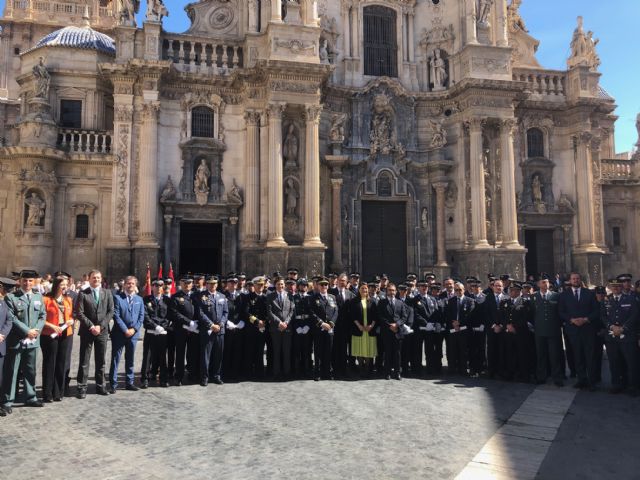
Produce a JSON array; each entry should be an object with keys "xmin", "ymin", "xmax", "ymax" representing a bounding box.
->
[
  {"xmin": 500, "ymin": 296, "xmax": 532, "ymax": 334},
  {"xmin": 112, "ymin": 291, "xmax": 145, "ymax": 341},
  {"xmin": 376, "ymin": 296, "xmax": 407, "ymax": 336},
  {"xmin": 195, "ymin": 290, "xmax": 229, "ymax": 336},
  {"xmin": 531, "ymin": 291, "xmax": 561, "ymax": 337},
  {"xmin": 143, "ymin": 295, "xmax": 170, "ymax": 331},
  {"xmin": 398, "ymin": 296, "xmax": 415, "ymax": 329},
  {"xmin": 243, "ymin": 292, "xmax": 269, "ymax": 331},
  {"xmin": 42, "ymin": 295, "xmax": 74, "ymax": 337},
  {"xmin": 266, "ymin": 291, "xmax": 295, "ymax": 331},
  {"xmin": 5, "ymin": 290, "xmax": 46, "ymax": 349},
  {"xmin": 484, "ymin": 292, "xmax": 509, "ymax": 331},
  {"xmin": 224, "ymin": 290, "xmax": 242, "ymax": 323},
  {"xmin": 0, "ymin": 299, "xmax": 13, "ymax": 357},
  {"xmin": 169, "ymin": 290, "xmax": 196, "ymax": 331},
  {"xmin": 602, "ymin": 293, "xmax": 639, "ymax": 342},
  {"xmin": 309, "ymin": 292, "xmax": 339, "ymax": 330},
  {"xmin": 348, "ymin": 296, "xmax": 378, "ymax": 337},
  {"xmin": 558, "ymin": 287, "xmax": 599, "ymax": 328},
  {"xmin": 75, "ymin": 287, "xmax": 114, "ymax": 336},
  {"xmin": 444, "ymin": 295, "xmax": 475, "ymax": 330}
]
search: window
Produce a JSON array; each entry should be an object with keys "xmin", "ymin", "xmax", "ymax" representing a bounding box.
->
[
  {"xmin": 191, "ymin": 106, "xmax": 215, "ymax": 138},
  {"xmin": 612, "ymin": 226, "xmax": 621, "ymax": 247},
  {"xmin": 527, "ymin": 128, "xmax": 544, "ymax": 158},
  {"xmin": 75, "ymin": 214, "xmax": 89, "ymax": 239},
  {"xmin": 364, "ymin": 6, "xmax": 398, "ymax": 77},
  {"xmin": 60, "ymin": 100, "xmax": 82, "ymax": 129}
]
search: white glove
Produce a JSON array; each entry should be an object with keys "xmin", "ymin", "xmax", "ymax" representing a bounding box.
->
[
  {"xmin": 155, "ymin": 325, "xmax": 165, "ymax": 334},
  {"xmin": 302, "ymin": 325, "xmax": 310, "ymax": 334},
  {"xmin": 426, "ymin": 323, "xmax": 435, "ymax": 332},
  {"xmin": 159, "ymin": 329, "xmax": 168, "ymax": 335},
  {"xmin": 236, "ymin": 320, "xmax": 246, "ymax": 330},
  {"xmin": 227, "ymin": 321, "xmax": 237, "ymax": 330},
  {"xmin": 189, "ymin": 320, "xmax": 196, "ymax": 331},
  {"xmin": 296, "ymin": 327, "xmax": 302, "ymax": 334}
]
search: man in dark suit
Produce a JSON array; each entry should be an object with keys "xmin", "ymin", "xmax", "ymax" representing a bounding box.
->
[
  {"xmin": 531, "ymin": 275, "xmax": 564, "ymax": 386},
  {"xmin": 330, "ymin": 273, "xmax": 356, "ymax": 379},
  {"xmin": 108, "ymin": 275, "xmax": 145, "ymax": 393},
  {"xmin": 377, "ymin": 283, "xmax": 408, "ymax": 380},
  {"xmin": 140, "ymin": 279, "xmax": 170, "ymax": 388},
  {"xmin": 1, "ymin": 270, "xmax": 46, "ymax": 413},
  {"xmin": 410, "ymin": 280, "xmax": 440, "ymax": 377},
  {"xmin": 309, "ymin": 277, "xmax": 338, "ymax": 381},
  {"xmin": 243, "ymin": 277, "xmax": 268, "ymax": 380},
  {"xmin": 602, "ymin": 278, "xmax": 639, "ymax": 395},
  {"xmin": 0, "ymin": 279, "xmax": 15, "ymax": 394},
  {"xmin": 558, "ymin": 272, "xmax": 600, "ymax": 390},
  {"xmin": 76, "ymin": 269, "xmax": 114, "ymax": 398},
  {"xmin": 484, "ymin": 279, "xmax": 508, "ymax": 379},
  {"xmin": 169, "ymin": 277, "xmax": 196, "ymax": 385},
  {"xmin": 267, "ymin": 278, "xmax": 295, "ymax": 381},
  {"xmin": 195, "ymin": 276, "xmax": 228, "ymax": 386},
  {"xmin": 444, "ymin": 282, "xmax": 475, "ymax": 375}
]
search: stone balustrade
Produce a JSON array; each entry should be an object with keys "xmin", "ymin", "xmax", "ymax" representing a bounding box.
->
[
  {"xmin": 161, "ymin": 34, "xmax": 244, "ymax": 74},
  {"xmin": 601, "ymin": 158, "xmax": 636, "ymax": 180},
  {"xmin": 513, "ymin": 68, "xmax": 566, "ymax": 97},
  {"xmin": 57, "ymin": 129, "xmax": 112, "ymax": 154},
  {"xmin": 6, "ymin": 0, "xmax": 116, "ymax": 28}
]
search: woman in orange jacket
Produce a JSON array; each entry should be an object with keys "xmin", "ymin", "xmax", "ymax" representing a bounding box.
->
[{"xmin": 41, "ymin": 275, "xmax": 74, "ymax": 402}]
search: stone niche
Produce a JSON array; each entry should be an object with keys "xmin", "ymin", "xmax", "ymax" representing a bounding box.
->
[
  {"xmin": 185, "ymin": 0, "xmax": 242, "ymax": 38},
  {"xmin": 519, "ymin": 158, "xmax": 555, "ymax": 214},
  {"xmin": 178, "ymin": 138, "xmax": 225, "ymax": 204}
]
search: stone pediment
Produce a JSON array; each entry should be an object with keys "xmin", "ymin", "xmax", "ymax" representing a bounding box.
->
[
  {"xmin": 357, "ymin": 77, "xmax": 412, "ymax": 100},
  {"xmin": 184, "ymin": 0, "xmax": 241, "ymax": 38}
]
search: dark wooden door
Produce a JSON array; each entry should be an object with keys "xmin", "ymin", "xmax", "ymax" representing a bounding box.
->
[
  {"xmin": 361, "ymin": 201, "xmax": 407, "ymax": 282},
  {"xmin": 525, "ymin": 229, "xmax": 555, "ymax": 278},
  {"xmin": 179, "ymin": 222, "xmax": 222, "ymax": 275}
]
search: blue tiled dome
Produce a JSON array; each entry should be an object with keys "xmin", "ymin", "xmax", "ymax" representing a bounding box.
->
[{"xmin": 33, "ymin": 26, "xmax": 115, "ymax": 56}]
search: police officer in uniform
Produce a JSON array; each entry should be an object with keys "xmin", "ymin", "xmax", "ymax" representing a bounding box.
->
[
  {"xmin": 410, "ymin": 280, "xmax": 440, "ymax": 377},
  {"xmin": 169, "ymin": 276, "xmax": 196, "ymax": 385},
  {"xmin": 292, "ymin": 278, "xmax": 313, "ymax": 378},
  {"xmin": 444, "ymin": 282, "xmax": 474, "ymax": 375},
  {"xmin": 140, "ymin": 279, "xmax": 170, "ymax": 388},
  {"xmin": 502, "ymin": 282, "xmax": 534, "ymax": 382},
  {"xmin": 222, "ymin": 275, "xmax": 243, "ymax": 381},
  {"xmin": 309, "ymin": 277, "xmax": 338, "ymax": 381},
  {"xmin": 468, "ymin": 280, "xmax": 487, "ymax": 377},
  {"xmin": 195, "ymin": 275, "xmax": 228, "ymax": 386},
  {"xmin": 242, "ymin": 277, "xmax": 268, "ymax": 380}
]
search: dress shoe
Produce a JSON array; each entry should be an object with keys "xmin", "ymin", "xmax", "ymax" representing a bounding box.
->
[
  {"xmin": 394, "ymin": 373, "xmax": 402, "ymax": 381},
  {"xmin": 212, "ymin": 377, "xmax": 224, "ymax": 385},
  {"xmin": 77, "ymin": 390, "xmax": 87, "ymax": 399},
  {"xmin": 26, "ymin": 400, "xmax": 44, "ymax": 407},
  {"xmin": 573, "ymin": 381, "xmax": 587, "ymax": 389},
  {"xmin": 53, "ymin": 396, "xmax": 62, "ymax": 402},
  {"xmin": 314, "ymin": 376, "xmax": 320, "ymax": 382},
  {"xmin": 200, "ymin": 379, "xmax": 209, "ymax": 387},
  {"xmin": 160, "ymin": 382, "xmax": 170, "ymax": 388},
  {"xmin": 96, "ymin": 388, "xmax": 109, "ymax": 396},
  {"xmin": 108, "ymin": 386, "xmax": 117, "ymax": 394},
  {"xmin": 174, "ymin": 380, "xmax": 182, "ymax": 387},
  {"xmin": 140, "ymin": 381, "xmax": 149, "ymax": 390},
  {"xmin": 125, "ymin": 384, "xmax": 140, "ymax": 392},
  {"xmin": 2, "ymin": 406, "xmax": 12, "ymax": 414},
  {"xmin": 553, "ymin": 380, "xmax": 564, "ymax": 387},
  {"xmin": 44, "ymin": 398, "xmax": 53, "ymax": 403},
  {"xmin": 0, "ymin": 408, "xmax": 6, "ymax": 417},
  {"xmin": 385, "ymin": 375, "xmax": 391, "ymax": 380}
]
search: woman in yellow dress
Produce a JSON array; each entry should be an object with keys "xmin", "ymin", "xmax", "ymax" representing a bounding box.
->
[{"xmin": 350, "ymin": 283, "xmax": 378, "ymax": 378}]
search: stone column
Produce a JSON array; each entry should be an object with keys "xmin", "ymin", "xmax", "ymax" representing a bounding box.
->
[
  {"xmin": 266, "ymin": 102, "xmax": 287, "ymax": 247},
  {"xmin": 433, "ymin": 181, "xmax": 449, "ymax": 267},
  {"xmin": 466, "ymin": 0, "xmax": 478, "ymax": 44},
  {"xmin": 138, "ymin": 101, "xmax": 160, "ymax": 245},
  {"xmin": 303, "ymin": 104, "xmax": 323, "ymax": 247},
  {"xmin": 499, "ymin": 118, "xmax": 520, "ymax": 248},
  {"xmin": 163, "ymin": 214, "xmax": 172, "ymax": 268},
  {"xmin": 496, "ymin": 0, "xmax": 509, "ymax": 47},
  {"xmin": 229, "ymin": 215, "xmax": 239, "ymax": 271},
  {"xmin": 574, "ymin": 132, "xmax": 598, "ymax": 250},
  {"xmin": 467, "ymin": 119, "xmax": 490, "ymax": 247},
  {"xmin": 248, "ymin": 0, "xmax": 258, "ymax": 32},
  {"xmin": 408, "ymin": 13, "xmax": 415, "ymax": 62},
  {"xmin": 330, "ymin": 178, "xmax": 343, "ymax": 270},
  {"xmin": 243, "ymin": 110, "xmax": 261, "ymax": 245},
  {"xmin": 271, "ymin": 0, "xmax": 282, "ymax": 22}
]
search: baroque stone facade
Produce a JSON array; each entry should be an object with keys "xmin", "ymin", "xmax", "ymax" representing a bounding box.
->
[{"xmin": 0, "ymin": 0, "xmax": 637, "ymax": 285}]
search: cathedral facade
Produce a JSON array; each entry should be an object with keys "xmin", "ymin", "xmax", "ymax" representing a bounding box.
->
[{"xmin": 0, "ymin": 0, "xmax": 638, "ymax": 285}]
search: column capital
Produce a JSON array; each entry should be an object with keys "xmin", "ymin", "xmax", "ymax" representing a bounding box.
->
[
  {"xmin": 499, "ymin": 118, "xmax": 517, "ymax": 135},
  {"xmin": 229, "ymin": 216, "xmax": 239, "ymax": 225},
  {"xmin": 244, "ymin": 110, "xmax": 262, "ymax": 126},
  {"xmin": 330, "ymin": 178, "xmax": 344, "ymax": 187},
  {"xmin": 304, "ymin": 104, "xmax": 323, "ymax": 124},
  {"xmin": 163, "ymin": 214, "xmax": 173, "ymax": 223},
  {"xmin": 114, "ymin": 104, "xmax": 134, "ymax": 123},
  {"xmin": 433, "ymin": 181, "xmax": 449, "ymax": 192},
  {"xmin": 463, "ymin": 117, "xmax": 485, "ymax": 133},
  {"xmin": 573, "ymin": 131, "xmax": 593, "ymax": 146},
  {"xmin": 267, "ymin": 102, "xmax": 287, "ymax": 120},
  {"xmin": 590, "ymin": 135, "xmax": 602, "ymax": 153},
  {"xmin": 140, "ymin": 101, "xmax": 161, "ymax": 121}
]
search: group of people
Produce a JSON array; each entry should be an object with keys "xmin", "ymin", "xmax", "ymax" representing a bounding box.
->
[{"xmin": 1, "ymin": 267, "xmax": 639, "ymax": 416}]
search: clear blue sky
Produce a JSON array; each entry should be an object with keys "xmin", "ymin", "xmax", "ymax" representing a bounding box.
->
[{"xmin": 5, "ymin": 0, "xmax": 639, "ymax": 153}]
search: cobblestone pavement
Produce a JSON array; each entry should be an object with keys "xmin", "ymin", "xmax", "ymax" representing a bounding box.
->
[{"xmin": 3, "ymin": 335, "xmax": 638, "ymax": 479}]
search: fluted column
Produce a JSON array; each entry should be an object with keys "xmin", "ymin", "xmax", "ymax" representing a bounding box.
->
[
  {"xmin": 138, "ymin": 101, "xmax": 160, "ymax": 245},
  {"xmin": 271, "ymin": 0, "xmax": 282, "ymax": 22},
  {"xmin": 408, "ymin": 13, "xmax": 415, "ymax": 62},
  {"xmin": 330, "ymin": 178, "xmax": 343, "ymax": 270},
  {"xmin": 466, "ymin": 0, "xmax": 478, "ymax": 44},
  {"xmin": 266, "ymin": 102, "xmax": 287, "ymax": 247},
  {"xmin": 500, "ymin": 118, "xmax": 520, "ymax": 247},
  {"xmin": 304, "ymin": 104, "xmax": 323, "ymax": 247},
  {"xmin": 243, "ymin": 110, "xmax": 261, "ymax": 245},
  {"xmin": 468, "ymin": 118, "xmax": 490, "ymax": 247},
  {"xmin": 496, "ymin": 0, "xmax": 509, "ymax": 47},
  {"xmin": 574, "ymin": 132, "xmax": 598, "ymax": 250},
  {"xmin": 433, "ymin": 181, "xmax": 448, "ymax": 266}
]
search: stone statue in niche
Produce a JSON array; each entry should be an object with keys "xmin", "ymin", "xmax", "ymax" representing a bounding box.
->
[
  {"xmin": 429, "ymin": 49, "xmax": 447, "ymax": 91},
  {"xmin": 25, "ymin": 192, "xmax": 46, "ymax": 227},
  {"xmin": 194, "ymin": 159, "xmax": 211, "ymax": 205},
  {"xmin": 32, "ymin": 57, "xmax": 50, "ymax": 99},
  {"xmin": 477, "ymin": 0, "xmax": 494, "ymax": 26},
  {"xmin": 227, "ymin": 178, "xmax": 243, "ymax": 204},
  {"xmin": 319, "ymin": 39, "xmax": 329, "ymax": 64},
  {"xmin": 556, "ymin": 192, "xmax": 575, "ymax": 212},
  {"xmin": 146, "ymin": 0, "xmax": 168, "ymax": 22},
  {"xmin": 369, "ymin": 94, "xmax": 395, "ymax": 156},
  {"xmin": 283, "ymin": 124, "xmax": 298, "ymax": 168},
  {"xmin": 421, "ymin": 208, "xmax": 428, "ymax": 229},
  {"xmin": 159, "ymin": 175, "xmax": 177, "ymax": 202},
  {"xmin": 531, "ymin": 174, "xmax": 542, "ymax": 203},
  {"xmin": 329, "ymin": 112, "xmax": 348, "ymax": 144},
  {"xmin": 428, "ymin": 118, "xmax": 447, "ymax": 149},
  {"xmin": 119, "ymin": 0, "xmax": 139, "ymax": 26},
  {"xmin": 285, "ymin": 178, "xmax": 299, "ymax": 216}
]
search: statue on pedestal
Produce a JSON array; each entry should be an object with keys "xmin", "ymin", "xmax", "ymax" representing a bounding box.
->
[
  {"xmin": 146, "ymin": 0, "xmax": 168, "ymax": 22},
  {"xmin": 25, "ymin": 192, "xmax": 46, "ymax": 227},
  {"xmin": 194, "ymin": 159, "xmax": 210, "ymax": 205},
  {"xmin": 430, "ymin": 49, "xmax": 447, "ymax": 91},
  {"xmin": 32, "ymin": 57, "xmax": 50, "ymax": 99},
  {"xmin": 283, "ymin": 124, "xmax": 298, "ymax": 168},
  {"xmin": 285, "ymin": 178, "xmax": 299, "ymax": 216},
  {"xmin": 119, "ymin": 0, "xmax": 140, "ymax": 26},
  {"xmin": 477, "ymin": 0, "xmax": 494, "ymax": 26},
  {"xmin": 228, "ymin": 179, "xmax": 243, "ymax": 204},
  {"xmin": 369, "ymin": 94, "xmax": 394, "ymax": 156}
]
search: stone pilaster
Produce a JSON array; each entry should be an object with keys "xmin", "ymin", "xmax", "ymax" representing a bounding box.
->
[
  {"xmin": 271, "ymin": 0, "xmax": 282, "ymax": 22},
  {"xmin": 467, "ymin": 118, "xmax": 490, "ymax": 248},
  {"xmin": 326, "ymin": 154, "xmax": 348, "ymax": 272},
  {"xmin": 303, "ymin": 104, "xmax": 323, "ymax": 248},
  {"xmin": 496, "ymin": 0, "xmax": 509, "ymax": 47},
  {"xmin": 266, "ymin": 102, "xmax": 287, "ymax": 248},
  {"xmin": 466, "ymin": 0, "xmax": 478, "ymax": 45},
  {"xmin": 163, "ymin": 214, "xmax": 173, "ymax": 270},
  {"xmin": 573, "ymin": 132, "xmax": 600, "ymax": 252},
  {"xmin": 138, "ymin": 101, "xmax": 160, "ymax": 246},
  {"xmin": 433, "ymin": 181, "xmax": 449, "ymax": 267},
  {"xmin": 499, "ymin": 118, "xmax": 520, "ymax": 248},
  {"xmin": 243, "ymin": 110, "xmax": 261, "ymax": 246}
]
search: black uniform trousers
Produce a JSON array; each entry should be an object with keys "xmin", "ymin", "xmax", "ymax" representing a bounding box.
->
[
  {"xmin": 331, "ymin": 325, "xmax": 351, "ymax": 377},
  {"xmin": 606, "ymin": 339, "xmax": 639, "ymax": 390},
  {"xmin": 446, "ymin": 330, "xmax": 469, "ymax": 374},
  {"xmin": 271, "ymin": 330, "xmax": 292, "ymax": 378},
  {"xmin": 486, "ymin": 331, "xmax": 504, "ymax": 378},
  {"xmin": 223, "ymin": 329, "xmax": 244, "ymax": 380},
  {"xmin": 140, "ymin": 333, "xmax": 168, "ymax": 383},
  {"xmin": 593, "ymin": 334, "xmax": 605, "ymax": 383},
  {"xmin": 76, "ymin": 331, "xmax": 108, "ymax": 391},
  {"xmin": 566, "ymin": 323, "xmax": 597, "ymax": 386},
  {"xmin": 424, "ymin": 332, "xmax": 443, "ymax": 374},
  {"xmin": 166, "ymin": 330, "xmax": 176, "ymax": 377},
  {"xmin": 562, "ymin": 326, "xmax": 577, "ymax": 377},
  {"xmin": 292, "ymin": 332, "xmax": 313, "ymax": 377},
  {"xmin": 535, "ymin": 335, "xmax": 564, "ymax": 383},
  {"xmin": 174, "ymin": 329, "xmax": 200, "ymax": 381},
  {"xmin": 40, "ymin": 333, "xmax": 73, "ymax": 401},
  {"xmin": 201, "ymin": 333, "xmax": 224, "ymax": 380},
  {"xmin": 401, "ymin": 332, "xmax": 414, "ymax": 375},
  {"xmin": 244, "ymin": 328, "xmax": 266, "ymax": 379},
  {"xmin": 469, "ymin": 331, "xmax": 486, "ymax": 375},
  {"xmin": 313, "ymin": 329, "xmax": 333, "ymax": 378},
  {"xmin": 382, "ymin": 332, "xmax": 402, "ymax": 375},
  {"xmin": 412, "ymin": 331, "xmax": 427, "ymax": 375}
]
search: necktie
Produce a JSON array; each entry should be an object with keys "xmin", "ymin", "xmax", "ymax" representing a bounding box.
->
[
  {"xmin": 94, "ymin": 289, "xmax": 99, "ymax": 306},
  {"xmin": 574, "ymin": 289, "xmax": 579, "ymax": 302}
]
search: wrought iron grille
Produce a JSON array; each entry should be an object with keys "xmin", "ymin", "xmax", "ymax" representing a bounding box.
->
[
  {"xmin": 527, "ymin": 128, "xmax": 544, "ymax": 158},
  {"xmin": 191, "ymin": 106, "xmax": 215, "ymax": 138},
  {"xmin": 75, "ymin": 214, "xmax": 89, "ymax": 238},
  {"xmin": 364, "ymin": 6, "xmax": 398, "ymax": 77}
]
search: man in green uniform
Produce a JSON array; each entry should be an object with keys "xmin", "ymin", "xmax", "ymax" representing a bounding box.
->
[
  {"xmin": 531, "ymin": 274, "xmax": 564, "ymax": 386},
  {"xmin": 1, "ymin": 270, "xmax": 46, "ymax": 414}
]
